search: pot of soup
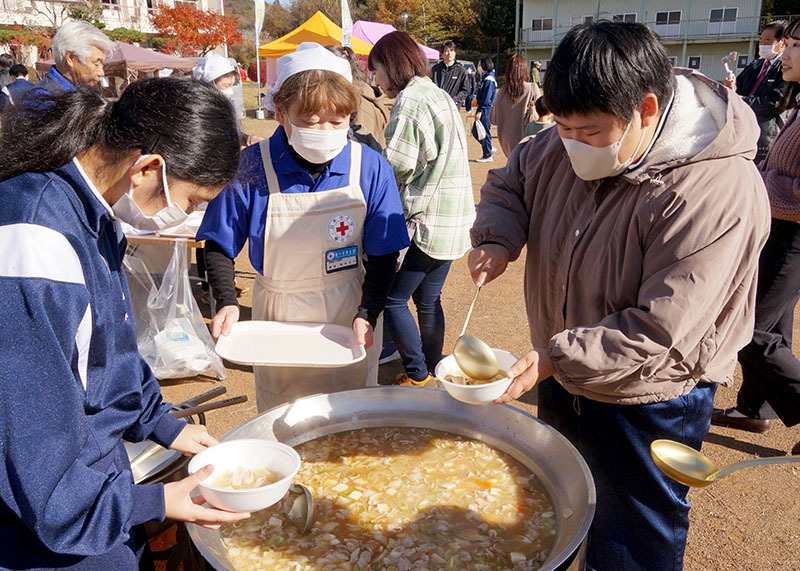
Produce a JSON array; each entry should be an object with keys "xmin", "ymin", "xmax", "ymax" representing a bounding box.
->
[{"xmin": 188, "ymin": 387, "xmax": 595, "ymax": 571}]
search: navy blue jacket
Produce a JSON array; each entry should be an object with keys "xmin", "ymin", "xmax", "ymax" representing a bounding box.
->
[
  {"xmin": 476, "ymin": 70, "xmax": 497, "ymax": 116},
  {"xmin": 0, "ymin": 160, "xmax": 185, "ymax": 568},
  {"xmin": 6, "ymin": 77, "xmax": 34, "ymax": 105}
]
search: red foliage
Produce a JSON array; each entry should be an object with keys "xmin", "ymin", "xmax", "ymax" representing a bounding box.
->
[{"xmin": 150, "ymin": 3, "xmax": 242, "ymax": 57}]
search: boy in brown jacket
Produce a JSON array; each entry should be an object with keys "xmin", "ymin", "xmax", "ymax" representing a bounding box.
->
[{"xmin": 470, "ymin": 22, "xmax": 770, "ymax": 571}]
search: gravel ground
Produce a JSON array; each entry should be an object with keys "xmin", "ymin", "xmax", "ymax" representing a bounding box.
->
[{"xmin": 159, "ymin": 94, "xmax": 800, "ymax": 569}]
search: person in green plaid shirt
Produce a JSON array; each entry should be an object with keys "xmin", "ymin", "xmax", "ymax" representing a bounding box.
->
[{"xmin": 368, "ymin": 31, "xmax": 475, "ymax": 386}]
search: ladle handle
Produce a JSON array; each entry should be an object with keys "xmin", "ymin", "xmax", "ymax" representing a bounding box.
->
[
  {"xmin": 714, "ymin": 454, "xmax": 800, "ymax": 480},
  {"xmin": 459, "ymin": 287, "xmax": 482, "ymax": 338}
]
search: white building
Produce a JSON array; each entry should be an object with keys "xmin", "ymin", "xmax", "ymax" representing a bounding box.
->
[
  {"xmin": 517, "ymin": 0, "xmax": 790, "ymax": 82},
  {"xmin": 1, "ymin": 0, "xmax": 226, "ymax": 65},
  {"xmin": 1, "ymin": 0, "xmax": 224, "ymax": 34}
]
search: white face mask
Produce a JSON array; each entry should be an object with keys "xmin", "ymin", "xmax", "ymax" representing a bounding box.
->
[
  {"xmin": 112, "ymin": 155, "xmax": 189, "ymax": 231},
  {"xmin": 560, "ymin": 117, "xmax": 648, "ymax": 181},
  {"xmin": 219, "ymin": 87, "xmax": 235, "ymax": 98},
  {"xmin": 759, "ymin": 44, "xmax": 781, "ymax": 60},
  {"xmin": 288, "ymin": 122, "xmax": 349, "ymax": 164}
]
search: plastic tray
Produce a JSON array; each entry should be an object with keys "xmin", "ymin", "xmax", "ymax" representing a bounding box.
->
[{"xmin": 214, "ymin": 321, "xmax": 367, "ymax": 367}]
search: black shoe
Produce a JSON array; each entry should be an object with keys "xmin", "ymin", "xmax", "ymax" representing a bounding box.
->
[
  {"xmin": 711, "ymin": 407, "xmax": 771, "ymax": 433},
  {"xmin": 792, "ymin": 441, "xmax": 800, "ymax": 456}
]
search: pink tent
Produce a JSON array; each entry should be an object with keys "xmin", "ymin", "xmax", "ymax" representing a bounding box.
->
[{"xmin": 352, "ymin": 20, "xmax": 439, "ymax": 61}]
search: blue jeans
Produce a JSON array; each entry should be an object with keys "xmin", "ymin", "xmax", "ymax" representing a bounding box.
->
[
  {"xmin": 384, "ymin": 243, "xmax": 452, "ymax": 381},
  {"xmin": 478, "ymin": 111, "xmax": 492, "ymax": 158},
  {"xmin": 538, "ymin": 378, "xmax": 716, "ymax": 571}
]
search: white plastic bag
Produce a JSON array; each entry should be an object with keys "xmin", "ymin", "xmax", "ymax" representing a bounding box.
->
[
  {"xmin": 472, "ymin": 118, "xmax": 487, "ymax": 141},
  {"xmin": 123, "ymin": 241, "xmax": 225, "ymax": 380}
]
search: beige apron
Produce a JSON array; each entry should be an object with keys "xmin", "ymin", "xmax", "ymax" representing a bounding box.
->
[{"xmin": 252, "ymin": 140, "xmax": 381, "ymax": 411}]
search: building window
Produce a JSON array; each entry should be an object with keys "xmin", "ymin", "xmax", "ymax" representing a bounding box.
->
[
  {"xmin": 613, "ymin": 13, "xmax": 637, "ymax": 23},
  {"xmin": 103, "ymin": 0, "xmax": 118, "ymax": 5},
  {"xmin": 571, "ymin": 15, "xmax": 594, "ymax": 27},
  {"xmin": 737, "ymin": 54, "xmax": 749, "ymax": 68},
  {"xmin": 655, "ymin": 10, "xmax": 682, "ymax": 37},
  {"xmin": 530, "ymin": 18, "xmax": 553, "ymax": 42},
  {"xmin": 668, "ymin": 56, "xmax": 678, "ymax": 67},
  {"xmin": 688, "ymin": 55, "xmax": 702, "ymax": 70},
  {"xmin": 708, "ymin": 7, "xmax": 738, "ymax": 35}
]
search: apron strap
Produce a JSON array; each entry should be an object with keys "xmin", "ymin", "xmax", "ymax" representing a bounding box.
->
[
  {"xmin": 348, "ymin": 142, "xmax": 362, "ymax": 190},
  {"xmin": 258, "ymin": 139, "xmax": 282, "ymax": 196}
]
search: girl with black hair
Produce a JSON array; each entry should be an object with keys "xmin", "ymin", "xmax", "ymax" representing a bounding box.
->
[
  {"xmin": 474, "ymin": 55, "xmax": 497, "ymax": 162},
  {"xmin": 0, "ymin": 77, "xmax": 250, "ymax": 569}
]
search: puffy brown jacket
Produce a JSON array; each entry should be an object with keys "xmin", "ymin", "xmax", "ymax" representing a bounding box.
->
[{"xmin": 471, "ymin": 69, "xmax": 771, "ymax": 404}]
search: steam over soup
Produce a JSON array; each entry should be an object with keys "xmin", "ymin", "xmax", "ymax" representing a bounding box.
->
[{"xmin": 220, "ymin": 428, "xmax": 556, "ymax": 570}]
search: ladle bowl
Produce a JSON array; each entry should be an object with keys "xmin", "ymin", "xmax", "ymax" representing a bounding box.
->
[
  {"xmin": 452, "ymin": 287, "xmax": 500, "ymax": 380},
  {"xmin": 453, "ymin": 334, "xmax": 500, "ymax": 380},
  {"xmin": 650, "ymin": 439, "xmax": 800, "ymax": 487}
]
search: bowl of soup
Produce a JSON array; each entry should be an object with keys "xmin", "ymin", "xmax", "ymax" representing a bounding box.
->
[
  {"xmin": 188, "ymin": 439, "xmax": 301, "ymax": 512},
  {"xmin": 435, "ymin": 349, "xmax": 519, "ymax": 404}
]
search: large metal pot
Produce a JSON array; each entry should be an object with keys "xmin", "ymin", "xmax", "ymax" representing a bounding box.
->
[{"xmin": 188, "ymin": 387, "xmax": 596, "ymax": 570}]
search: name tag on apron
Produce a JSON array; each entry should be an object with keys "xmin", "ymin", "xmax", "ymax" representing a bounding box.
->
[{"xmin": 325, "ymin": 246, "xmax": 359, "ymax": 273}]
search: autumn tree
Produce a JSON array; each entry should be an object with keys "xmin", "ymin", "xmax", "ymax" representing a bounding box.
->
[{"xmin": 151, "ymin": 3, "xmax": 242, "ymax": 57}]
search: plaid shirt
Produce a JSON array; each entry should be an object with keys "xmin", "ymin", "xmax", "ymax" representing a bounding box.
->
[{"xmin": 383, "ymin": 76, "xmax": 475, "ymax": 260}]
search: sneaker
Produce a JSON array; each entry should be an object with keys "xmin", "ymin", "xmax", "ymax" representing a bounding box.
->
[
  {"xmin": 475, "ymin": 156, "xmax": 494, "ymax": 163},
  {"xmin": 491, "ymin": 147, "xmax": 498, "ymax": 154},
  {"xmin": 394, "ymin": 373, "xmax": 433, "ymax": 386},
  {"xmin": 379, "ymin": 343, "xmax": 400, "ymax": 365}
]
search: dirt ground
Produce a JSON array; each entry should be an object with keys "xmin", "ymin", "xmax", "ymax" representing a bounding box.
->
[{"xmin": 160, "ymin": 92, "xmax": 800, "ymax": 570}]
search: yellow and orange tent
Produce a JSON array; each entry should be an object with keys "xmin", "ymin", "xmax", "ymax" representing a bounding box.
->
[{"xmin": 258, "ymin": 11, "xmax": 373, "ymax": 58}]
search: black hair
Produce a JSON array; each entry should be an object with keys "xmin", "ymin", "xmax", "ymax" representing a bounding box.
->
[
  {"xmin": 781, "ymin": 18, "xmax": 800, "ymax": 109},
  {"xmin": 441, "ymin": 41, "xmax": 455, "ymax": 52},
  {"xmin": 479, "ymin": 56, "xmax": 494, "ymax": 72},
  {"xmin": 0, "ymin": 77, "xmax": 240, "ymax": 186},
  {"xmin": 0, "ymin": 53, "xmax": 13, "ymax": 70},
  {"xmin": 534, "ymin": 96, "xmax": 549, "ymax": 117},
  {"xmin": 543, "ymin": 21, "xmax": 675, "ymax": 121},
  {"xmin": 9, "ymin": 64, "xmax": 28, "ymax": 78},
  {"xmin": 763, "ymin": 20, "xmax": 788, "ymax": 41}
]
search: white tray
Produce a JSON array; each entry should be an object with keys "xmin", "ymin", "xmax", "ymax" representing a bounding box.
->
[{"xmin": 215, "ymin": 321, "xmax": 367, "ymax": 367}]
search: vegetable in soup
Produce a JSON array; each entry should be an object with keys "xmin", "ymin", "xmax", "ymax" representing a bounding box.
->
[
  {"xmin": 220, "ymin": 428, "xmax": 556, "ymax": 570},
  {"xmin": 211, "ymin": 466, "xmax": 281, "ymax": 490}
]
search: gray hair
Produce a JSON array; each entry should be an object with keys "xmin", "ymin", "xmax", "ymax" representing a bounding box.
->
[{"xmin": 53, "ymin": 21, "xmax": 115, "ymax": 67}]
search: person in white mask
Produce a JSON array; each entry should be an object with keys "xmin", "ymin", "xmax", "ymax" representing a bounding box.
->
[
  {"xmin": 724, "ymin": 20, "xmax": 790, "ymax": 162},
  {"xmin": 469, "ymin": 21, "xmax": 770, "ymax": 571},
  {"xmin": 0, "ymin": 78, "xmax": 250, "ymax": 569},
  {"xmin": 193, "ymin": 53, "xmax": 263, "ymax": 148},
  {"xmin": 198, "ymin": 42, "xmax": 409, "ymax": 411}
]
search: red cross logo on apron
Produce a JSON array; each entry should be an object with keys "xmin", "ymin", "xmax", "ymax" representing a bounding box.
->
[{"xmin": 328, "ymin": 214, "xmax": 356, "ymax": 243}]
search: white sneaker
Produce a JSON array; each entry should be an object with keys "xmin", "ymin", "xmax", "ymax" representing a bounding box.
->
[
  {"xmin": 491, "ymin": 147, "xmax": 498, "ymax": 154},
  {"xmin": 475, "ymin": 156, "xmax": 494, "ymax": 163}
]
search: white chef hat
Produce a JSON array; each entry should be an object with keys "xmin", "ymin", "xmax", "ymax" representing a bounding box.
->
[
  {"xmin": 192, "ymin": 53, "xmax": 236, "ymax": 84},
  {"xmin": 263, "ymin": 42, "xmax": 352, "ymax": 111}
]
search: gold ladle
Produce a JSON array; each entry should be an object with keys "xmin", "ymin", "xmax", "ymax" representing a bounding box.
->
[
  {"xmin": 650, "ymin": 439, "xmax": 800, "ymax": 488},
  {"xmin": 452, "ymin": 287, "xmax": 499, "ymax": 380}
]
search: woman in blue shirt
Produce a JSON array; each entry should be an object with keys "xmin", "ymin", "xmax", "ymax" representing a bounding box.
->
[
  {"xmin": 474, "ymin": 55, "xmax": 497, "ymax": 162},
  {"xmin": 0, "ymin": 78, "xmax": 250, "ymax": 569},
  {"xmin": 198, "ymin": 43, "xmax": 409, "ymax": 412}
]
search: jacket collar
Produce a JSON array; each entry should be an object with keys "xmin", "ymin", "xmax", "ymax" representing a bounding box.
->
[
  {"xmin": 55, "ymin": 160, "xmax": 115, "ymax": 234},
  {"xmin": 46, "ymin": 66, "xmax": 76, "ymax": 92}
]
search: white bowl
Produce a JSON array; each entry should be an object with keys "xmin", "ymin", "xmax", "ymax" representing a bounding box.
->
[
  {"xmin": 435, "ymin": 349, "xmax": 519, "ymax": 405},
  {"xmin": 188, "ymin": 439, "xmax": 301, "ymax": 512}
]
